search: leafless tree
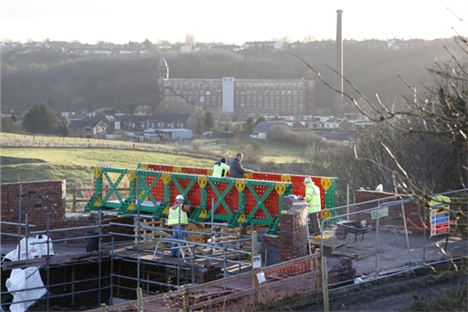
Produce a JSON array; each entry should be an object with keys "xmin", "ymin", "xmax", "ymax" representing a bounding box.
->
[{"xmin": 295, "ymin": 35, "xmax": 467, "ymax": 200}]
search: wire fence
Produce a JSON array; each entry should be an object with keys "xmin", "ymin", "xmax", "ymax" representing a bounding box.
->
[
  {"xmin": 0, "ymin": 133, "xmax": 219, "ymax": 161},
  {"xmin": 1, "ymin": 188, "xmax": 467, "ymax": 311},
  {"xmin": 315, "ymin": 188, "xmax": 468, "ymax": 289},
  {"xmin": 95, "ymin": 254, "xmax": 321, "ymax": 312}
]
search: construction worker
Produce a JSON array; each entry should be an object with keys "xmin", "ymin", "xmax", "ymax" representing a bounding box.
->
[
  {"xmin": 304, "ymin": 177, "xmax": 321, "ymax": 234},
  {"xmin": 212, "ymin": 158, "xmax": 230, "ymax": 177},
  {"xmin": 230, "ymin": 153, "xmax": 250, "ymax": 178},
  {"xmin": 167, "ymin": 195, "xmax": 190, "ymax": 257}
]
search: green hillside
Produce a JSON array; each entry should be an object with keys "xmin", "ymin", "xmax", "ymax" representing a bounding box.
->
[{"xmin": 0, "ymin": 148, "xmax": 213, "ymax": 187}]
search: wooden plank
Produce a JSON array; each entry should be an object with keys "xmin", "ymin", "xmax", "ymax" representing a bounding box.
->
[
  {"xmin": 189, "ymin": 286, "xmax": 233, "ymax": 299},
  {"xmin": 331, "ymin": 246, "xmax": 376, "ymax": 259},
  {"xmin": 2, "ymin": 250, "xmax": 110, "ymax": 270},
  {"xmin": 310, "ymin": 238, "xmax": 345, "ymax": 252}
]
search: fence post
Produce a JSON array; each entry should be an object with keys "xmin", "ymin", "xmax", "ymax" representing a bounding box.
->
[
  {"xmin": 72, "ymin": 185, "xmax": 77, "ymax": 212},
  {"xmin": 321, "ymin": 256, "xmax": 329, "ymax": 312},
  {"xmin": 251, "ymin": 231, "xmax": 259, "ymax": 307},
  {"xmin": 17, "ymin": 184, "xmax": 23, "ymax": 261},
  {"xmin": 136, "ymin": 287, "xmax": 144, "ymax": 312},
  {"xmin": 346, "ymin": 184, "xmax": 350, "ymax": 220},
  {"xmin": 375, "ymin": 201, "xmax": 381, "ymax": 273},
  {"xmin": 423, "ymin": 204, "xmax": 427, "ymax": 263},
  {"xmin": 400, "ymin": 203, "xmax": 410, "ymax": 253},
  {"xmin": 182, "ymin": 285, "xmax": 189, "ymax": 312}
]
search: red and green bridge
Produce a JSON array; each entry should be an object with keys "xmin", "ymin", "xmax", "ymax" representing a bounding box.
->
[{"xmin": 85, "ymin": 163, "xmax": 337, "ymax": 233}]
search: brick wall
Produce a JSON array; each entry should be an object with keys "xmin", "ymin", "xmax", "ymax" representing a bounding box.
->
[
  {"xmin": 1, "ymin": 180, "xmax": 133, "ymax": 245},
  {"xmin": 262, "ymin": 196, "xmax": 309, "ymax": 265},
  {"xmin": 352, "ymin": 190, "xmax": 426, "ymax": 231},
  {"xmin": 1, "ymin": 180, "xmax": 66, "ymax": 242}
]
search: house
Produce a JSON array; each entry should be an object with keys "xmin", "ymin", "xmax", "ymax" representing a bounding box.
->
[
  {"xmin": 179, "ymin": 45, "xmax": 194, "ymax": 53},
  {"xmin": 68, "ymin": 119, "xmax": 107, "ymax": 138},
  {"xmin": 323, "ymin": 117, "xmax": 341, "ymax": 129},
  {"xmin": 154, "ymin": 128, "xmax": 193, "ymax": 143},
  {"xmin": 100, "ymin": 115, "xmax": 117, "ymax": 132},
  {"xmin": 147, "ymin": 113, "xmax": 195, "ymax": 129},
  {"xmin": 114, "ymin": 115, "xmax": 151, "ymax": 131},
  {"xmin": 242, "ymin": 41, "xmax": 283, "ymax": 49},
  {"xmin": 344, "ymin": 114, "xmax": 375, "ymax": 129},
  {"xmin": 211, "ymin": 44, "xmax": 242, "ymax": 52},
  {"xmin": 202, "ymin": 130, "xmax": 234, "ymax": 138},
  {"xmin": 114, "ymin": 113, "xmax": 195, "ymax": 132}
]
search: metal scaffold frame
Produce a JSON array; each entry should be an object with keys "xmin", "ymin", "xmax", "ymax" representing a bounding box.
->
[
  {"xmin": 0, "ymin": 217, "xmax": 110, "ymax": 311},
  {"xmin": 1, "ymin": 203, "xmax": 255, "ymax": 311},
  {"xmin": 2, "ymin": 173, "xmax": 465, "ymax": 312}
]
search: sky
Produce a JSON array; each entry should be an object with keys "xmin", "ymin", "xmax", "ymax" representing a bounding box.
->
[{"xmin": 1, "ymin": 0, "xmax": 467, "ymax": 44}]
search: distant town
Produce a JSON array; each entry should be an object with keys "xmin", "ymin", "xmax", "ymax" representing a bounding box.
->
[{"xmin": 0, "ymin": 38, "xmax": 434, "ymax": 56}]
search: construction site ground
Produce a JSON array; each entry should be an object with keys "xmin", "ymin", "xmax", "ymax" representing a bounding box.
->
[{"xmin": 320, "ymin": 225, "xmax": 466, "ymax": 277}]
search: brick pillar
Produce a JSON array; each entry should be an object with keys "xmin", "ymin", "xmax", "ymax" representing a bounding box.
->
[
  {"xmin": 279, "ymin": 198, "xmax": 309, "ymax": 261},
  {"xmin": 262, "ymin": 196, "xmax": 311, "ymax": 265}
]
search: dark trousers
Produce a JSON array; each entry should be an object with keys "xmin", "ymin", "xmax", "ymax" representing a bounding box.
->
[
  {"xmin": 170, "ymin": 225, "xmax": 186, "ymax": 257},
  {"xmin": 309, "ymin": 213, "xmax": 321, "ymax": 235}
]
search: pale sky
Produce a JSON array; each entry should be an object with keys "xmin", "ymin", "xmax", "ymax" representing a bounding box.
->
[{"xmin": 1, "ymin": 0, "xmax": 467, "ymax": 44}]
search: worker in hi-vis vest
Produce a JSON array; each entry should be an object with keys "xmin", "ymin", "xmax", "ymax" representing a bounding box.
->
[
  {"xmin": 212, "ymin": 158, "xmax": 230, "ymax": 177},
  {"xmin": 304, "ymin": 177, "xmax": 321, "ymax": 234},
  {"xmin": 167, "ymin": 195, "xmax": 190, "ymax": 257}
]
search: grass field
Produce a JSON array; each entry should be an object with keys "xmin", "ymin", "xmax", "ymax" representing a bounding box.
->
[
  {"xmin": 0, "ymin": 132, "xmax": 182, "ymax": 153},
  {"xmin": 193, "ymin": 138, "xmax": 305, "ymax": 163},
  {"xmin": 0, "ymin": 132, "xmax": 306, "ymax": 191},
  {"xmin": 0, "ymin": 148, "xmax": 213, "ymax": 187},
  {"xmin": 0, "ymin": 132, "xmax": 305, "ymax": 164}
]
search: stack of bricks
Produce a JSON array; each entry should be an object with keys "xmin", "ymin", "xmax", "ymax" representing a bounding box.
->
[
  {"xmin": 262, "ymin": 196, "xmax": 309, "ymax": 264},
  {"xmin": 352, "ymin": 190, "xmax": 426, "ymax": 232}
]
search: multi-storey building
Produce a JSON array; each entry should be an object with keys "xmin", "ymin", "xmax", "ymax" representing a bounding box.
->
[{"xmin": 160, "ymin": 76, "xmax": 315, "ymax": 115}]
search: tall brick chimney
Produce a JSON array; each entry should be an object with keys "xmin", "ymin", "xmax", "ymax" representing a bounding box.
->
[{"xmin": 336, "ymin": 9, "xmax": 344, "ymax": 107}]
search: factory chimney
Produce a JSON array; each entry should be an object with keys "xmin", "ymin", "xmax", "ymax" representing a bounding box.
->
[{"xmin": 336, "ymin": 9, "xmax": 344, "ymax": 107}]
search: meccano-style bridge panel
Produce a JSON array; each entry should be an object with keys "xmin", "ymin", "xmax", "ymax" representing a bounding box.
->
[
  {"xmin": 138, "ymin": 162, "xmax": 337, "ymax": 210},
  {"xmin": 85, "ymin": 166, "xmax": 294, "ymax": 232}
]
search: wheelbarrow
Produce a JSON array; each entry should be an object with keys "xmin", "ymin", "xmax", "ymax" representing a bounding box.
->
[{"xmin": 335, "ymin": 221, "xmax": 370, "ymax": 242}]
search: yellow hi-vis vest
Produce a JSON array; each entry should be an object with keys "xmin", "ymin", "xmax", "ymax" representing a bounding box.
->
[
  {"xmin": 429, "ymin": 195, "xmax": 450, "ymax": 211},
  {"xmin": 167, "ymin": 204, "xmax": 188, "ymax": 225},
  {"xmin": 212, "ymin": 163, "xmax": 230, "ymax": 177},
  {"xmin": 305, "ymin": 181, "xmax": 321, "ymax": 213}
]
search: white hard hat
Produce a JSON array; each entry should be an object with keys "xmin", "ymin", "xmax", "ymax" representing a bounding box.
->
[
  {"xmin": 175, "ymin": 195, "xmax": 184, "ymax": 201},
  {"xmin": 304, "ymin": 177, "xmax": 312, "ymax": 183}
]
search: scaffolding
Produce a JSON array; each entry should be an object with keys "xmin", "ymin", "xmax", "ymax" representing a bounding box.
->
[
  {"xmin": 0, "ymin": 208, "xmax": 254, "ymax": 311},
  {"xmin": 2, "ymin": 188, "xmax": 467, "ymax": 311},
  {"xmin": 103, "ymin": 188, "xmax": 467, "ymax": 312}
]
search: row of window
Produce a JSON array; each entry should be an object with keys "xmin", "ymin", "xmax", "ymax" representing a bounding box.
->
[
  {"xmin": 238, "ymin": 108, "xmax": 302, "ymax": 114},
  {"xmin": 164, "ymin": 86, "xmax": 305, "ymax": 93},
  {"xmin": 235, "ymin": 96, "xmax": 303, "ymax": 103},
  {"xmin": 236, "ymin": 91, "xmax": 304, "ymax": 96},
  {"xmin": 166, "ymin": 93, "xmax": 304, "ymax": 101}
]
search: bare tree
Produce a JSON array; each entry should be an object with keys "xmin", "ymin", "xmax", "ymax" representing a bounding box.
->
[{"xmin": 294, "ymin": 35, "xmax": 467, "ymax": 198}]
